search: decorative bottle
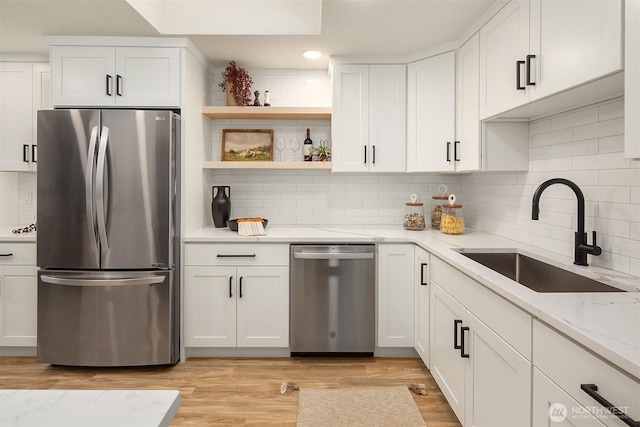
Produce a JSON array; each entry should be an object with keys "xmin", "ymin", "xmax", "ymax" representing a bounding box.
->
[
  {"xmin": 211, "ymin": 186, "xmax": 231, "ymax": 228},
  {"xmin": 303, "ymin": 128, "xmax": 313, "ymax": 161}
]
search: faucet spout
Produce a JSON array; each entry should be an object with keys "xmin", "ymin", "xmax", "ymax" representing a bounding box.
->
[{"xmin": 531, "ymin": 178, "xmax": 600, "ymax": 266}]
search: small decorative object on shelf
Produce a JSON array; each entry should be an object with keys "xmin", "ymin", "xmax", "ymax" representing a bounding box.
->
[
  {"xmin": 314, "ymin": 139, "xmax": 331, "ymax": 161},
  {"xmin": 218, "ymin": 61, "xmax": 253, "ymax": 106},
  {"xmin": 264, "ymin": 91, "xmax": 271, "ymax": 107},
  {"xmin": 221, "ymin": 129, "xmax": 274, "ymax": 161},
  {"xmin": 253, "ymin": 90, "xmax": 261, "ymax": 106},
  {"xmin": 303, "ymin": 128, "xmax": 313, "ymax": 161}
]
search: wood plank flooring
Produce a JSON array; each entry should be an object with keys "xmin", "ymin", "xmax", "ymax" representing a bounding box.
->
[{"xmin": 0, "ymin": 356, "xmax": 460, "ymax": 426}]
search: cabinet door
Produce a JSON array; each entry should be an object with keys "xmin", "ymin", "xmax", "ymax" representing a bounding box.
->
[
  {"xmin": 31, "ymin": 63, "xmax": 51, "ymax": 173},
  {"xmin": 0, "ymin": 62, "xmax": 34, "ymax": 172},
  {"xmin": 331, "ymin": 64, "xmax": 369, "ymax": 172},
  {"xmin": 236, "ymin": 266, "xmax": 289, "ymax": 347},
  {"xmin": 378, "ymin": 244, "xmax": 415, "ymax": 347},
  {"xmin": 456, "ymin": 33, "xmax": 481, "ymax": 172},
  {"xmin": 184, "ymin": 266, "xmax": 236, "ymax": 347},
  {"xmin": 463, "ymin": 311, "xmax": 531, "ymax": 427},
  {"xmin": 414, "ymin": 246, "xmax": 430, "ymax": 367},
  {"xmin": 51, "ymin": 46, "xmax": 116, "ymax": 107},
  {"xmin": 430, "ymin": 283, "xmax": 466, "ymax": 423},
  {"xmin": 369, "ymin": 65, "xmax": 406, "ymax": 172},
  {"xmin": 533, "ymin": 368, "xmax": 605, "ymax": 427},
  {"xmin": 0, "ymin": 266, "xmax": 37, "ymax": 347},
  {"xmin": 479, "ymin": 0, "xmax": 530, "ymax": 119},
  {"xmin": 529, "ymin": 0, "xmax": 622, "ymax": 101},
  {"xmin": 406, "ymin": 52, "xmax": 455, "ymax": 172},
  {"xmin": 115, "ymin": 47, "xmax": 181, "ymax": 107}
]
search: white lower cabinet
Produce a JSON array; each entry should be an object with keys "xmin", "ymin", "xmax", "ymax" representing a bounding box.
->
[
  {"xmin": 533, "ymin": 368, "xmax": 605, "ymax": 427},
  {"xmin": 0, "ymin": 265, "xmax": 38, "ymax": 347},
  {"xmin": 377, "ymin": 244, "xmax": 414, "ymax": 347},
  {"xmin": 429, "ymin": 256, "xmax": 532, "ymax": 426},
  {"xmin": 184, "ymin": 243, "xmax": 289, "ymax": 348},
  {"xmin": 414, "ymin": 245, "xmax": 430, "ymax": 367}
]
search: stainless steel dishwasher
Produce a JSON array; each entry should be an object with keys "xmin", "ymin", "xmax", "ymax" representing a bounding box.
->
[{"xmin": 290, "ymin": 244, "xmax": 375, "ymax": 356}]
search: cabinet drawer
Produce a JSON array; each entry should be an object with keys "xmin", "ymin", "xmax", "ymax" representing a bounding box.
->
[
  {"xmin": 184, "ymin": 243, "xmax": 289, "ymax": 266},
  {"xmin": 533, "ymin": 320, "xmax": 639, "ymax": 426},
  {"xmin": 0, "ymin": 243, "xmax": 36, "ymax": 266},
  {"xmin": 431, "ymin": 256, "xmax": 531, "ymax": 359}
]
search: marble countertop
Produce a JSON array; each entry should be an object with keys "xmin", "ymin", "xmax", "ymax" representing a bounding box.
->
[
  {"xmin": 0, "ymin": 389, "xmax": 180, "ymax": 426},
  {"xmin": 0, "ymin": 226, "xmax": 37, "ymax": 242},
  {"xmin": 185, "ymin": 225, "xmax": 640, "ymax": 380}
]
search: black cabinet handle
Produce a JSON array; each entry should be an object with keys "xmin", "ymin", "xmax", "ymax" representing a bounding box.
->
[
  {"xmin": 454, "ymin": 141, "xmax": 460, "ymax": 162},
  {"xmin": 420, "ymin": 263, "xmax": 428, "ymax": 286},
  {"xmin": 364, "ymin": 146, "xmax": 367, "ymax": 164},
  {"xmin": 31, "ymin": 145, "xmax": 37, "ymax": 163},
  {"xmin": 239, "ymin": 277, "xmax": 243, "ymax": 298},
  {"xmin": 460, "ymin": 326, "xmax": 470, "ymax": 358},
  {"xmin": 446, "ymin": 142, "xmax": 451, "ymax": 162},
  {"xmin": 23, "ymin": 144, "xmax": 29, "ymax": 162},
  {"xmin": 217, "ymin": 254, "xmax": 256, "ymax": 258},
  {"xmin": 526, "ymin": 54, "xmax": 536, "ymax": 86},
  {"xmin": 106, "ymin": 75, "xmax": 112, "ymax": 96},
  {"xmin": 116, "ymin": 74, "xmax": 123, "ymax": 96},
  {"xmin": 516, "ymin": 60, "xmax": 526, "ymax": 90},
  {"xmin": 0, "ymin": 253, "xmax": 14, "ymax": 257},
  {"xmin": 372, "ymin": 145, "xmax": 376, "ymax": 164},
  {"xmin": 454, "ymin": 319, "xmax": 462, "ymax": 349},
  {"xmin": 229, "ymin": 276, "xmax": 233, "ymax": 298},
  {"xmin": 581, "ymin": 384, "xmax": 639, "ymax": 427}
]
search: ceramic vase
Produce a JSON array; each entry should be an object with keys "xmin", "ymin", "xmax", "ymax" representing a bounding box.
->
[{"xmin": 212, "ymin": 186, "xmax": 231, "ymax": 228}]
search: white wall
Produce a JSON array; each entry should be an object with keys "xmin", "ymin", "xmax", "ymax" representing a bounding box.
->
[
  {"xmin": 0, "ymin": 172, "xmax": 35, "ymax": 226},
  {"xmin": 460, "ymin": 97, "xmax": 640, "ymax": 275}
]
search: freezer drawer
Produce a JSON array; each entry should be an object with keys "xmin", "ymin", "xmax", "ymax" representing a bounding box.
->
[{"xmin": 37, "ymin": 270, "xmax": 178, "ymax": 367}]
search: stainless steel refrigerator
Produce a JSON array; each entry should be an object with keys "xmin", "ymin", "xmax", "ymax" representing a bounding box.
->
[{"xmin": 36, "ymin": 109, "xmax": 180, "ymax": 367}]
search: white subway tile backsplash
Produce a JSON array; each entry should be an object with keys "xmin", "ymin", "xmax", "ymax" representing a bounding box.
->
[
  {"xmin": 549, "ymin": 107, "xmax": 598, "ymax": 131},
  {"xmin": 598, "ymin": 135, "xmax": 625, "ymax": 153},
  {"xmin": 598, "ymin": 99, "xmax": 624, "ymax": 121},
  {"xmin": 572, "ymin": 117, "xmax": 624, "ymax": 141},
  {"xmin": 531, "ymin": 128, "xmax": 572, "ymax": 147}
]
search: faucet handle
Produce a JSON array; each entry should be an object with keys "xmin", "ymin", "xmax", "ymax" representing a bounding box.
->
[{"xmin": 591, "ymin": 231, "xmax": 602, "ymax": 256}]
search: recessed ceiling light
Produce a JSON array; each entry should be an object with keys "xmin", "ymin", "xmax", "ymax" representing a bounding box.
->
[{"xmin": 303, "ymin": 50, "xmax": 322, "ymax": 60}]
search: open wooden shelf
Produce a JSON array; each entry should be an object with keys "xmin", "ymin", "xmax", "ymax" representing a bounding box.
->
[
  {"xmin": 203, "ymin": 161, "xmax": 332, "ymax": 170},
  {"xmin": 202, "ymin": 106, "xmax": 331, "ymax": 120}
]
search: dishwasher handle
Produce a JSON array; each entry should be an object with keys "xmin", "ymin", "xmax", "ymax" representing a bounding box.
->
[{"xmin": 293, "ymin": 252, "xmax": 374, "ymax": 260}]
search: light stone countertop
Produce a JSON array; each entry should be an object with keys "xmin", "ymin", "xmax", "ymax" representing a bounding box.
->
[
  {"xmin": 185, "ymin": 225, "xmax": 640, "ymax": 380},
  {"xmin": 0, "ymin": 226, "xmax": 37, "ymax": 242},
  {"xmin": 0, "ymin": 389, "xmax": 179, "ymax": 427}
]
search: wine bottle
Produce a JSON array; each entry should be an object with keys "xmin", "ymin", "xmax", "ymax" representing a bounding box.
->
[{"xmin": 303, "ymin": 128, "xmax": 313, "ymax": 161}]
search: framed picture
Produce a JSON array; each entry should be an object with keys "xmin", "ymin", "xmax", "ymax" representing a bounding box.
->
[{"xmin": 221, "ymin": 129, "xmax": 274, "ymax": 161}]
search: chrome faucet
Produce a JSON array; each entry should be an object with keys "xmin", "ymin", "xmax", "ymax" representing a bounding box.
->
[{"xmin": 531, "ymin": 178, "xmax": 602, "ymax": 266}]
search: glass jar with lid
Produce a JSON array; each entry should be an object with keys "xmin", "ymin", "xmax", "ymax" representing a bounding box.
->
[
  {"xmin": 440, "ymin": 194, "xmax": 465, "ymax": 235},
  {"xmin": 430, "ymin": 184, "xmax": 448, "ymax": 229},
  {"xmin": 404, "ymin": 193, "xmax": 426, "ymax": 231}
]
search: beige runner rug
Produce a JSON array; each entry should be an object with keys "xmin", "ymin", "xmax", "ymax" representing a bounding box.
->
[{"xmin": 296, "ymin": 386, "xmax": 426, "ymax": 426}]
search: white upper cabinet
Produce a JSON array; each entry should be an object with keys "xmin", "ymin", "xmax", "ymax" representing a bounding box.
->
[
  {"xmin": 455, "ymin": 33, "xmax": 481, "ymax": 172},
  {"xmin": 0, "ymin": 61, "xmax": 50, "ymax": 172},
  {"xmin": 51, "ymin": 46, "xmax": 181, "ymax": 108},
  {"xmin": 626, "ymin": 0, "xmax": 640, "ymax": 159},
  {"xmin": 332, "ymin": 64, "xmax": 406, "ymax": 173},
  {"xmin": 479, "ymin": 0, "xmax": 530, "ymax": 119},
  {"xmin": 406, "ymin": 52, "xmax": 456, "ymax": 172},
  {"xmin": 528, "ymin": 0, "xmax": 622, "ymax": 101},
  {"xmin": 480, "ymin": 0, "xmax": 623, "ymax": 119}
]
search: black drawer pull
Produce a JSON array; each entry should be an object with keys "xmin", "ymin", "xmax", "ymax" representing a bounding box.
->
[
  {"xmin": 106, "ymin": 74, "xmax": 112, "ymax": 96},
  {"xmin": 0, "ymin": 253, "xmax": 14, "ymax": 257},
  {"xmin": 581, "ymin": 384, "xmax": 639, "ymax": 426},
  {"xmin": 454, "ymin": 141, "xmax": 460, "ymax": 161},
  {"xmin": 446, "ymin": 142, "xmax": 451, "ymax": 162},
  {"xmin": 239, "ymin": 277, "xmax": 243, "ymax": 298},
  {"xmin": 31, "ymin": 145, "xmax": 37, "ymax": 163},
  {"xmin": 23, "ymin": 144, "xmax": 29, "ymax": 162},
  {"xmin": 229, "ymin": 276, "xmax": 233, "ymax": 298},
  {"xmin": 516, "ymin": 60, "xmax": 526, "ymax": 90},
  {"xmin": 420, "ymin": 263, "xmax": 428, "ymax": 286},
  {"xmin": 526, "ymin": 54, "xmax": 536, "ymax": 86},
  {"xmin": 460, "ymin": 326, "xmax": 470, "ymax": 358},
  {"xmin": 216, "ymin": 254, "xmax": 256, "ymax": 258},
  {"xmin": 454, "ymin": 319, "xmax": 462, "ymax": 350}
]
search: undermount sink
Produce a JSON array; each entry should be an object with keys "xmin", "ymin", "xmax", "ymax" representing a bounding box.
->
[{"xmin": 455, "ymin": 249, "xmax": 625, "ymax": 293}]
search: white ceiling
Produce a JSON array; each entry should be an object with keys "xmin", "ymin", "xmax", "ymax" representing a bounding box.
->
[{"xmin": 0, "ymin": 0, "xmax": 496, "ymax": 69}]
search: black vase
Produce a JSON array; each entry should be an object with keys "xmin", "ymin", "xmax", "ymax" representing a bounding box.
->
[{"xmin": 211, "ymin": 186, "xmax": 231, "ymax": 228}]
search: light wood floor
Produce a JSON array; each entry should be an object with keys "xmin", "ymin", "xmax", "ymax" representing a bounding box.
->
[{"xmin": 0, "ymin": 356, "xmax": 460, "ymax": 426}]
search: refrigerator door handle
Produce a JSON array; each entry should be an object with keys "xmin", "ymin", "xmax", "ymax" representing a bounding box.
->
[
  {"xmin": 85, "ymin": 126, "xmax": 100, "ymax": 253},
  {"xmin": 96, "ymin": 126, "xmax": 110, "ymax": 252},
  {"xmin": 41, "ymin": 275, "xmax": 164, "ymax": 287}
]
